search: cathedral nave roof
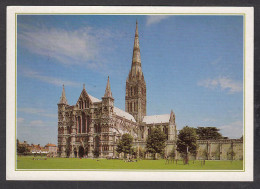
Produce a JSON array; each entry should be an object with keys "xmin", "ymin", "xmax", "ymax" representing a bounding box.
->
[
  {"xmin": 143, "ymin": 114, "xmax": 171, "ymax": 124},
  {"xmin": 87, "ymin": 94, "xmax": 136, "ymax": 122},
  {"xmin": 114, "ymin": 107, "xmax": 136, "ymax": 123},
  {"xmin": 88, "ymin": 94, "xmax": 101, "ymax": 103}
]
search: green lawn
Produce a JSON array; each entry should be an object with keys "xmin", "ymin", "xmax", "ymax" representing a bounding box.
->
[{"xmin": 17, "ymin": 156, "xmax": 243, "ymax": 170}]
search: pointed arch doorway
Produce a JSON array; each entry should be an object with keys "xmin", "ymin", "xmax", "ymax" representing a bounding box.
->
[{"xmin": 78, "ymin": 146, "xmax": 85, "ymax": 158}]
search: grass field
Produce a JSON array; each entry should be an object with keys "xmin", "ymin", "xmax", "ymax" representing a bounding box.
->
[{"xmin": 17, "ymin": 156, "xmax": 243, "ymax": 170}]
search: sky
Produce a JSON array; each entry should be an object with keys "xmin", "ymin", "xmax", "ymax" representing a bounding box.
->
[{"xmin": 17, "ymin": 15, "xmax": 244, "ymax": 145}]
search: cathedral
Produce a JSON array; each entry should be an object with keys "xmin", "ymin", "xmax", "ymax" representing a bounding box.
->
[{"xmin": 57, "ymin": 21, "xmax": 177, "ymax": 158}]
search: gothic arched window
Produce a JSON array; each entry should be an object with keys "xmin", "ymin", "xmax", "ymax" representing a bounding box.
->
[{"xmin": 148, "ymin": 128, "xmax": 151, "ymax": 135}]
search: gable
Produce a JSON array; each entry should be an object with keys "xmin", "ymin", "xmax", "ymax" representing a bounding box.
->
[{"xmin": 76, "ymin": 89, "xmax": 92, "ymax": 108}]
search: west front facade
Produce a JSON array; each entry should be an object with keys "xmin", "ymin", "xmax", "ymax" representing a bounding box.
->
[{"xmin": 57, "ymin": 21, "xmax": 177, "ymax": 158}]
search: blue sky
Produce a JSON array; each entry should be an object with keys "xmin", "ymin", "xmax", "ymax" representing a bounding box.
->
[{"xmin": 17, "ymin": 15, "xmax": 244, "ymax": 145}]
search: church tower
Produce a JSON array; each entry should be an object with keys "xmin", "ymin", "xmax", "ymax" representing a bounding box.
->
[{"xmin": 125, "ymin": 21, "xmax": 146, "ymax": 123}]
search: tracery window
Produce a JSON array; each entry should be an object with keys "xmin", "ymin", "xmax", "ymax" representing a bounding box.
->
[{"xmin": 165, "ymin": 127, "xmax": 168, "ymax": 140}]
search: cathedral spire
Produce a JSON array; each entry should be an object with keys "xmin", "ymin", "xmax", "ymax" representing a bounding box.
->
[
  {"xmin": 130, "ymin": 20, "xmax": 143, "ymax": 78},
  {"xmin": 104, "ymin": 76, "xmax": 113, "ymax": 98},
  {"xmin": 59, "ymin": 84, "xmax": 68, "ymax": 104},
  {"xmin": 125, "ymin": 21, "xmax": 146, "ymax": 123}
]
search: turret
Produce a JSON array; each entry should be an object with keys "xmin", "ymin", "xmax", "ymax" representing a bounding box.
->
[
  {"xmin": 57, "ymin": 84, "xmax": 68, "ymax": 158},
  {"xmin": 168, "ymin": 110, "xmax": 177, "ymax": 141},
  {"xmin": 58, "ymin": 84, "xmax": 68, "ymax": 105},
  {"xmin": 104, "ymin": 76, "xmax": 113, "ymax": 98},
  {"xmin": 102, "ymin": 76, "xmax": 114, "ymax": 117}
]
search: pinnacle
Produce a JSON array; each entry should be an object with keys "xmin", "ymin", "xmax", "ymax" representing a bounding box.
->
[
  {"xmin": 59, "ymin": 84, "xmax": 68, "ymax": 104},
  {"xmin": 170, "ymin": 110, "xmax": 175, "ymax": 122},
  {"xmin": 104, "ymin": 76, "xmax": 113, "ymax": 98}
]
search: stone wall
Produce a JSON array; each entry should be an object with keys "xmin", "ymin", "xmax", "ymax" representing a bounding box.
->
[
  {"xmin": 195, "ymin": 139, "xmax": 243, "ymax": 160},
  {"xmin": 133, "ymin": 139, "xmax": 243, "ymax": 160}
]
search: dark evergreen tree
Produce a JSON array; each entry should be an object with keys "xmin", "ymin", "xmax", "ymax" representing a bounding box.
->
[
  {"xmin": 177, "ymin": 126, "xmax": 198, "ymax": 164},
  {"xmin": 196, "ymin": 127, "xmax": 223, "ymax": 140},
  {"xmin": 17, "ymin": 139, "xmax": 29, "ymax": 155},
  {"xmin": 116, "ymin": 133, "xmax": 133, "ymax": 158},
  {"xmin": 146, "ymin": 127, "xmax": 167, "ymax": 160}
]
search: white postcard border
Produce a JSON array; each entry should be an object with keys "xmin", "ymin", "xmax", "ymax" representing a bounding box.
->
[{"xmin": 6, "ymin": 6, "xmax": 254, "ymax": 181}]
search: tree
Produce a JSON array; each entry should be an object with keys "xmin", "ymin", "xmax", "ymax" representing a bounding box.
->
[
  {"xmin": 196, "ymin": 127, "xmax": 223, "ymax": 140},
  {"xmin": 17, "ymin": 139, "xmax": 30, "ymax": 155},
  {"xmin": 130, "ymin": 147, "xmax": 137, "ymax": 159},
  {"xmin": 116, "ymin": 133, "xmax": 133, "ymax": 158},
  {"xmin": 177, "ymin": 126, "xmax": 198, "ymax": 164},
  {"xmin": 146, "ymin": 127, "xmax": 167, "ymax": 160},
  {"xmin": 17, "ymin": 139, "xmax": 19, "ymax": 151}
]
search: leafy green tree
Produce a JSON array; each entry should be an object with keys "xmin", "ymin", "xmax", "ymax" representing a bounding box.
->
[
  {"xmin": 130, "ymin": 147, "xmax": 137, "ymax": 158},
  {"xmin": 196, "ymin": 127, "xmax": 223, "ymax": 140},
  {"xmin": 146, "ymin": 127, "xmax": 167, "ymax": 160},
  {"xmin": 116, "ymin": 133, "xmax": 133, "ymax": 158},
  {"xmin": 17, "ymin": 139, "xmax": 19, "ymax": 151},
  {"xmin": 177, "ymin": 126, "xmax": 198, "ymax": 164}
]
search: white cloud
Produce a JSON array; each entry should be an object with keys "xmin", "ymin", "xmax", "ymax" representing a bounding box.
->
[
  {"xmin": 18, "ymin": 107, "xmax": 57, "ymax": 118},
  {"xmin": 17, "ymin": 114, "xmax": 56, "ymax": 129},
  {"xmin": 18, "ymin": 24, "xmax": 112, "ymax": 68},
  {"xmin": 219, "ymin": 120, "xmax": 243, "ymax": 139},
  {"xmin": 20, "ymin": 68, "xmax": 80, "ymax": 87},
  {"xmin": 29, "ymin": 120, "xmax": 45, "ymax": 127},
  {"xmin": 198, "ymin": 77, "xmax": 243, "ymax": 94},
  {"xmin": 146, "ymin": 15, "xmax": 170, "ymax": 26},
  {"xmin": 202, "ymin": 118, "xmax": 216, "ymax": 122}
]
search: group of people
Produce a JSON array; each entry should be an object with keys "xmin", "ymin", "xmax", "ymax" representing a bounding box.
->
[
  {"xmin": 106, "ymin": 156, "xmax": 119, "ymax": 160},
  {"xmin": 32, "ymin": 157, "xmax": 47, "ymax": 160},
  {"xmin": 165, "ymin": 156, "xmax": 178, "ymax": 164},
  {"xmin": 123, "ymin": 158, "xmax": 138, "ymax": 163}
]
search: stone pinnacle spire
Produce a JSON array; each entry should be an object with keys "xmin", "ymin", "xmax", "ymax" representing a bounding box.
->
[
  {"xmin": 104, "ymin": 76, "xmax": 113, "ymax": 98},
  {"xmin": 130, "ymin": 20, "xmax": 143, "ymax": 78},
  {"xmin": 169, "ymin": 110, "xmax": 175, "ymax": 123},
  {"xmin": 59, "ymin": 84, "xmax": 68, "ymax": 104}
]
